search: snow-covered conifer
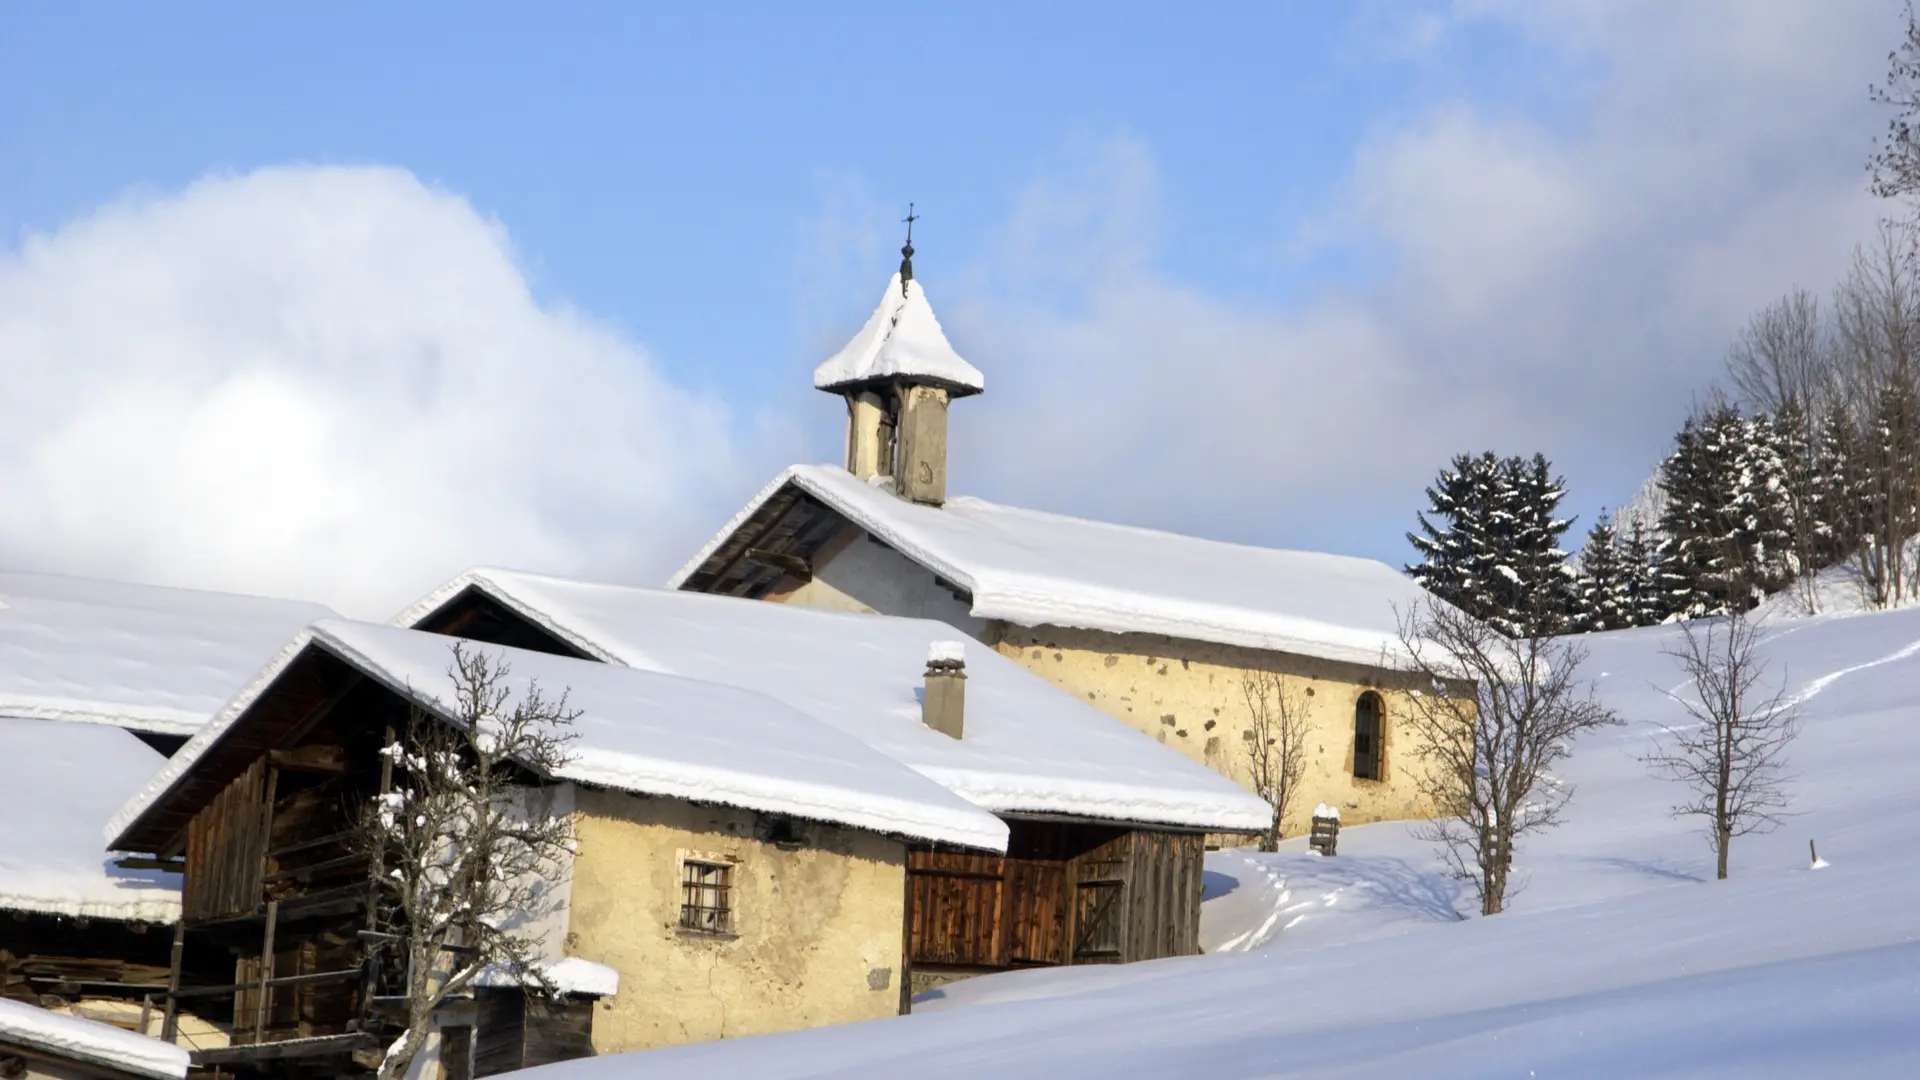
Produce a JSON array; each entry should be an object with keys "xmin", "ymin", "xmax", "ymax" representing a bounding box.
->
[
  {"xmin": 1409, "ymin": 452, "xmax": 1575, "ymax": 636},
  {"xmin": 1575, "ymin": 516, "xmax": 1631, "ymax": 631}
]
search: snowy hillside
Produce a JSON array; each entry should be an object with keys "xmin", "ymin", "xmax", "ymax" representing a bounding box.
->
[{"xmin": 525, "ymin": 605, "xmax": 1920, "ymax": 1078}]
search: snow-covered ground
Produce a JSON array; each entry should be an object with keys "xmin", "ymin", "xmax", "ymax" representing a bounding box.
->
[{"xmin": 522, "ymin": 603, "xmax": 1920, "ymax": 1078}]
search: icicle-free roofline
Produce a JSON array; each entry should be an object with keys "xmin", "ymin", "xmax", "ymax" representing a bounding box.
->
[
  {"xmin": 668, "ymin": 466, "xmax": 1436, "ymax": 670},
  {"xmin": 106, "ymin": 621, "xmax": 1010, "ymax": 854},
  {"xmin": 395, "ymin": 568, "xmax": 1274, "ymax": 834}
]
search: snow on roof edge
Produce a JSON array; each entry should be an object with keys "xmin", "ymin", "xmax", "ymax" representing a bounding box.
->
[
  {"xmin": 927, "ymin": 770, "xmax": 1271, "ymax": 833},
  {"xmin": 474, "ymin": 956, "xmax": 620, "ymax": 999},
  {"xmin": 105, "ymin": 630, "xmax": 316, "ymax": 849},
  {"xmin": 392, "ymin": 570, "xmax": 679, "ymax": 675},
  {"xmin": 442, "ymin": 568, "xmax": 1269, "ymax": 834},
  {"xmin": 679, "ymin": 467, "xmax": 1424, "ymax": 670},
  {"xmin": 0, "ymin": 703, "xmax": 205, "ymax": 737},
  {"xmin": 109, "ymin": 621, "xmax": 1007, "ymax": 854},
  {"xmin": 0, "ymin": 998, "xmax": 190, "ymax": 1080},
  {"xmin": 0, "ymin": 887, "xmax": 180, "ymax": 925},
  {"xmin": 318, "ymin": 624, "xmax": 1003, "ymax": 851},
  {"xmin": 969, "ymin": 578, "xmax": 1414, "ymax": 670}
]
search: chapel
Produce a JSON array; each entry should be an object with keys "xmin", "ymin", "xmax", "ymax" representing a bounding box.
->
[{"xmin": 673, "ymin": 234, "xmax": 1444, "ymax": 837}]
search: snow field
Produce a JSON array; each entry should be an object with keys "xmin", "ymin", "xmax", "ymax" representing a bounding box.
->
[{"xmin": 519, "ymin": 602, "xmax": 1920, "ymax": 1078}]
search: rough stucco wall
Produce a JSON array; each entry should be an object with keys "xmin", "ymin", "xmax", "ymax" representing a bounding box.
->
[
  {"xmin": 986, "ymin": 625, "xmax": 1438, "ymax": 834},
  {"xmin": 567, "ymin": 789, "xmax": 907, "ymax": 1053},
  {"xmin": 769, "ymin": 526, "xmax": 985, "ymax": 636}
]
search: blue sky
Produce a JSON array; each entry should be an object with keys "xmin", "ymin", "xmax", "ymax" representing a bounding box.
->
[
  {"xmin": 0, "ymin": 3, "xmax": 1898, "ymax": 613},
  {"xmin": 7, "ymin": 3, "xmax": 1500, "ymax": 393}
]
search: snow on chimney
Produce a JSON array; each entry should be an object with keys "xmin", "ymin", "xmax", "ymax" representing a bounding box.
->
[{"xmin": 922, "ymin": 640, "xmax": 967, "ymax": 740}]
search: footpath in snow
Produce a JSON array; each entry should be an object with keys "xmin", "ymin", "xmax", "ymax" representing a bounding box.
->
[{"xmin": 522, "ymin": 605, "xmax": 1920, "ymax": 1078}]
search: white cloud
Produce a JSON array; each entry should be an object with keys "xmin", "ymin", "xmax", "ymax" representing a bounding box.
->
[
  {"xmin": 0, "ymin": 166, "xmax": 743, "ymax": 616},
  {"xmin": 945, "ymin": 2, "xmax": 1894, "ymax": 557}
]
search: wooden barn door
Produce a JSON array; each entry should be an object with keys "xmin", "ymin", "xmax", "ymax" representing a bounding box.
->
[
  {"xmin": 1069, "ymin": 833, "xmax": 1131, "ymax": 963},
  {"xmin": 1002, "ymin": 859, "xmax": 1067, "ymax": 965},
  {"xmin": 906, "ymin": 849, "xmax": 1008, "ymax": 967}
]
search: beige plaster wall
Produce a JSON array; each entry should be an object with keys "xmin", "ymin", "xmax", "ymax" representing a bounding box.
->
[
  {"xmin": 566, "ymin": 789, "xmax": 907, "ymax": 1053},
  {"xmin": 985, "ymin": 624, "xmax": 1438, "ymax": 835},
  {"xmin": 767, "ymin": 526, "xmax": 987, "ymax": 636}
]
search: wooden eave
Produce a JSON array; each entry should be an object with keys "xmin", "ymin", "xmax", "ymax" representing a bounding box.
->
[
  {"xmin": 409, "ymin": 585, "xmax": 599, "ymax": 661},
  {"xmin": 677, "ymin": 483, "xmax": 854, "ymax": 598},
  {"xmin": 110, "ymin": 646, "xmax": 366, "ymax": 857},
  {"xmin": 817, "ymin": 372, "xmax": 984, "ymax": 400}
]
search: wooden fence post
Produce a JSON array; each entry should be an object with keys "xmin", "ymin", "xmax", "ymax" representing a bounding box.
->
[
  {"xmin": 160, "ymin": 921, "xmax": 184, "ymax": 1043},
  {"xmin": 254, "ymin": 899, "xmax": 279, "ymax": 1043}
]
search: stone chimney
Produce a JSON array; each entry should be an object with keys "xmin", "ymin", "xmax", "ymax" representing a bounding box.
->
[{"xmin": 922, "ymin": 640, "xmax": 967, "ymax": 740}]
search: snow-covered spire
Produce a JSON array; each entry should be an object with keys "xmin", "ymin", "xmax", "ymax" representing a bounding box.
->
[
  {"xmin": 812, "ymin": 274, "xmax": 983, "ymax": 397},
  {"xmin": 819, "ymin": 227, "xmax": 982, "ymax": 507}
]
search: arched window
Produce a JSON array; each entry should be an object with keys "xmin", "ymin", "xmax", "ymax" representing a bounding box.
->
[{"xmin": 1353, "ymin": 692, "xmax": 1384, "ymax": 780}]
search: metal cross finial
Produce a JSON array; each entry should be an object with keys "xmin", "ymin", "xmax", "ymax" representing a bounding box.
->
[{"xmin": 899, "ymin": 203, "xmax": 917, "ymax": 294}]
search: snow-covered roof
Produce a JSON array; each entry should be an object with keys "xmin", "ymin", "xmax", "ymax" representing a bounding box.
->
[
  {"xmin": 475, "ymin": 956, "xmax": 621, "ymax": 999},
  {"xmin": 0, "ymin": 570, "xmax": 335, "ymax": 736},
  {"xmin": 397, "ymin": 570, "xmax": 1273, "ymax": 833},
  {"xmin": 107, "ymin": 620, "xmax": 1007, "ymax": 853},
  {"xmin": 0, "ymin": 717, "xmax": 179, "ymax": 922},
  {"xmin": 670, "ymin": 465, "xmax": 1432, "ymax": 669},
  {"xmin": 0, "ymin": 998, "xmax": 189, "ymax": 1080},
  {"xmin": 813, "ymin": 273, "xmax": 983, "ymax": 397}
]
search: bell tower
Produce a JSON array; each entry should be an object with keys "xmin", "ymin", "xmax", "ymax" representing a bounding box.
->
[{"xmin": 813, "ymin": 209, "xmax": 983, "ymax": 506}]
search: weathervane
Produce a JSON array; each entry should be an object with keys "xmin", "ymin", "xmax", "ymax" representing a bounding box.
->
[{"xmin": 900, "ymin": 203, "xmax": 917, "ymax": 295}]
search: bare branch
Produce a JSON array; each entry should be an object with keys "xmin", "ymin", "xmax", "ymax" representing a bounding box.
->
[
  {"xmin": 1645, "ymin": 612, "xmax": 1801, "ymax": 879},
  {"xmin": 1240, "ymin": 671, "xmax": 1312, "ymax": 852},
  {"xmin": 1396, "ymin": 597, "xmax": 1620, "ymax": 915},
  {"xmin": 360, "ymin": 643, "xmax": 581, "ymax": 1080}
]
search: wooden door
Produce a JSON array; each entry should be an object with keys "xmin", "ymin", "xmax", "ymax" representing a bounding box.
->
[
  {"xmin": 1003, "ymin": 859, "xmax": 1067, "ymax": 965},
  {"xmin": 906, "ymin": 849, "xmax": 1006, "ymax": 967}
]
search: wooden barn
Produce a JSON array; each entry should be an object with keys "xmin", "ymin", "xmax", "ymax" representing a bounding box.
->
[
  {"xmin": 105, "ymin": 618, "xmax": 1005, "ymax": 1070},
  {"xmin": 400, "ymin": 569, "xmax": 1272, "ymax": 995}
]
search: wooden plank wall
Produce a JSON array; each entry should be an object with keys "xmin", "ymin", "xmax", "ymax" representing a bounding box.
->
[
  {"xmin": 473, "ymin": 988, "xmax": 527, "ymax": 1078},
  {"xmin": 909, "ymin": 825, "xmax": 1205, "ymax": 972},
  {"xmin": 183, "ymin": 759, "xmax": 268, "ymax": 921},
  {"xmin": 472, "ymin": 989, "xmax": 595, "ymax": 1077},
  {"xmin": 906, "ymin": 850, "xmax": 1005, "ymax": 966},
  {"xmin": 1120, "ymin": 831, "xmax": 1204, "ymax": 963}
]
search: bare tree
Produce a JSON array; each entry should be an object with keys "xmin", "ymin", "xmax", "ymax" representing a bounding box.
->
[
  {"xmin": 362, "ymin": 644, "xmax": 580, "ymax": 1080},
  {"xmin": 1240, "ymin": 671, "xmax": 1311, "ymax": 852},
  {"xmin": 1726, "ymin": 287, "xmax": 1833, "ymax": 418},
  {"xmin": 1871, "ymin": 1, "xmax": 1920, "ymax": 212},
  {"xmin": 1829, "ymin": 227, "xmax": 1920, "ymax": 608},
  {"xmin": 1726, "ymin": 290, "xmax": 1836, "ymax": 614},
  {"xmin": 1396, "ymin": 598, "xmax": 1620, "ymax": 916},
  {"xmin": 1645, "ymin": 611, "xmax": 1800, "ymax": 880}
]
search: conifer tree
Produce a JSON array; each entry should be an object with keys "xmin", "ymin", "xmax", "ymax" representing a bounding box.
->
[
  {"xmin": 1409, "ymin": 452, "xmax": 1575, "ymax": 636},
  {"xmin": 1575, "ymin": 516, "xmax": 1631, "ymax": 631},
  {"xmin": 1619, "ymin": 520, "xmax": 1672, "ymax": 626},
  {"xmin": 1658, "ymin": 407, "xmax": 1796, "ymax": 614},
  {"xmin": 1409, "ymin": 452, "xmax": 1507, "ymax": 621}
]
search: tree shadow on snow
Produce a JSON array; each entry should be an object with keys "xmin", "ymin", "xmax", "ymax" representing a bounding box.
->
[
  {"xmin": 1585, "ymin": 855, "xmax": 1708, "ymax": 885},
  {"xmin": 1278, "ymin": 853, "xmax": 1469, "ymax": 925}
]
